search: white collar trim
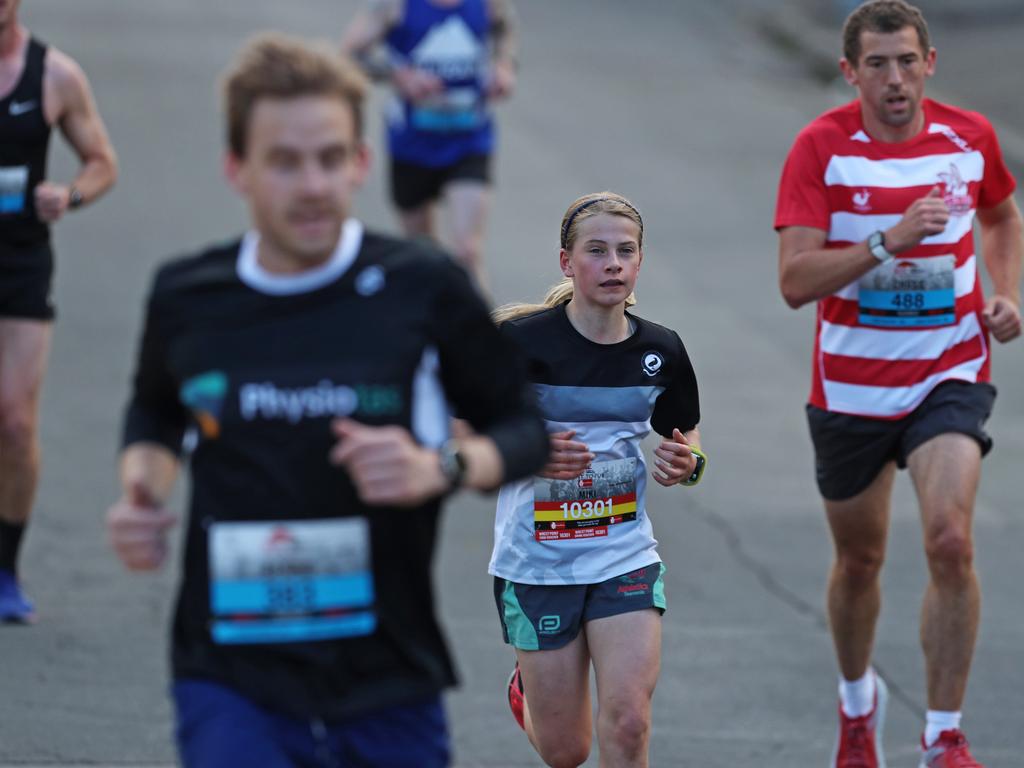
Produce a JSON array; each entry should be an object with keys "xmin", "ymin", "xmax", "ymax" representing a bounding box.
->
[{"xmin": 236, "ymin": 219, "xmax": 364, "ymax": 296}]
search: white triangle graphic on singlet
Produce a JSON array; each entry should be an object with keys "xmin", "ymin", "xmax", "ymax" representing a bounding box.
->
[{"xmin": 410, "ymin": 15, "xmax": 481, "ymax": 75}]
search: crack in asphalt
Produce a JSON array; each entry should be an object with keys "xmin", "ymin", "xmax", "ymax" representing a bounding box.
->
[{"xmin": 689, "ymin": 497, "xmax": 926, "ymax": 720}]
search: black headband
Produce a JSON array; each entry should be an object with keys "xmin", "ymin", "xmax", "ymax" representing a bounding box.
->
[{"xmin": 559, "ymin": 197, "xmax": 644, "ymax": 249}]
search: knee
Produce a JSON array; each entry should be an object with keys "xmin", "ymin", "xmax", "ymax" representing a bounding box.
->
[
  {"xmin": 835, "ymin": 549, "xmax": 885, "ymax": 590},
  {"xmin": 539, "ymin": 742, "xmax": 590, "ymax": 768},
  {"xmin": 601, "ymin": 705, "xmax": 650, "ymax": 758},
  {"xmin": 925, "ymin": 527, "xmax": 974, "ymax": 583},
  {"xmin": 0, "ymin": 400, "xmax": 37, "ymax": 452}
]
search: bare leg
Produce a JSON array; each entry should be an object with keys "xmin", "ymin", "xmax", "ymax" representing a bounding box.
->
[
  {"xmin": 824, "ymin": 463, "xmax": 896, "ymax": 681},
  {"xmin": 0, "ymin": 319, "xmax": 52, "ymax": 531},
  {"xmin": 587, "ymin": 609, "xmax": 661, "ymax": 768},
  {"xmin": 397, "ymin": 201, "xmax": 436, "ymax": 243},
  {"xmin": 443, "ymin": 180, "xmax": 490, "ymax": 292},
  {"xmin": 907, "ymin": 433, "xmax": 982, "ymax": 711},
  {"xmin": 516, "ymin": 633, "xmax": 592, "ymax": 768}
]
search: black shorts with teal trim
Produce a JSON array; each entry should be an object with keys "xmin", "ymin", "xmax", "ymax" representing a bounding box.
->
[{"xmin": 493, "ymin": 563, "xmax": 666, "ymax": 651}]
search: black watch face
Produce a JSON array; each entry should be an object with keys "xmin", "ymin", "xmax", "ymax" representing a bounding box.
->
[{"xmin": 441, "ymin": 445, "xmax": 465, "ymax": 485}]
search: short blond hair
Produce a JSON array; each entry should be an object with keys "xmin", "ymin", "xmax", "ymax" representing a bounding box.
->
[{"xmin": 222, "ymin": 33, "xmax": 369, "ymax": 157}]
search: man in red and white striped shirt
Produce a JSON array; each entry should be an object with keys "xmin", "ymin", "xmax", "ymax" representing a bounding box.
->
[{"xmin": 775, "ymin": 2, "xmax": 1022, "ymax": 767}]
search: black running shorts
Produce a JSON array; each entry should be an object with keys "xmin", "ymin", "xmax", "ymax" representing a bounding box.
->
[
  {"xmin": 390, "ymin": 153, "xmax": 491, "ymax": 211},
  {"xmin": 0, "ymin": 241, "xmax": 55, "ymax": 320},
  {"xmin": 806, "ymin": 380, "xmax": 996, "ymax": 501}
]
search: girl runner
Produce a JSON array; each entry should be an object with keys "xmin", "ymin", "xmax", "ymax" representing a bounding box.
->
[{"xmin": 490, "ymin": 191, "xmax": 705, "ymax": 767}]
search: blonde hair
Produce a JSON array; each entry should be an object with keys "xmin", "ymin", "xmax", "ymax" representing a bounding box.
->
[
  {"xmin": 493, "ymin": 191, "xmax": 642, "ymax": 324},
  {"xmin": 223, "ymin": 33, "xmax": 369, "ymax": 157}
]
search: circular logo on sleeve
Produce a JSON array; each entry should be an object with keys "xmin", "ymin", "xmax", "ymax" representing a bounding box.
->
[
  {"xmin": 355, "ymin": 266, "xmax": 386, "ymax": 296},
  {"xmin": 642, "ymin": 351, "xmax": 664, "ymax": 377}
]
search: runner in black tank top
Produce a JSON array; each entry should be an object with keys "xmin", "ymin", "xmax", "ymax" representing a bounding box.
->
[
  {"xmin": 0, "ymin": 36, "xmax": 50, "ymax": 248},
  {"xmin": 0, "ymin": 2, "xmax": 117, "ymax": 624}
]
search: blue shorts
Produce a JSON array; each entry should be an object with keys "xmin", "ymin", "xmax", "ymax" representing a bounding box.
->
[{"xmin": 172, "ymin": 679, "xmax": 450, "ymax": 768}]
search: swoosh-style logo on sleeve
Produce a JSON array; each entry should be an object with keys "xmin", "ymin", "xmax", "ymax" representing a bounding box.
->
[{"xmin": 9, "ymin": 100, "xmax": 38, "ymax": 116}]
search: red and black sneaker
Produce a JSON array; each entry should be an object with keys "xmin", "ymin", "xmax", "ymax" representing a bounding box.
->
[
  {"xmin": 919, "ymin": 730, "xmax": 985, "ymax": 768},
  {"xmin": 506, "ymin": 662, "xmax": 526, "ymax": 731}
]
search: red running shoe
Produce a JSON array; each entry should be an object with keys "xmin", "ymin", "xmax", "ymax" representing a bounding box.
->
[
  {"xmin": 831, "ymin": 674, "xmax": 888, "ymax": 767},
  {"xmin": 919, "ymin": 730, "xmax": 985, "ymax": 768},
  {"xmin": 506, "ymin": 662, "xmax": 525, "ymax": 731}
]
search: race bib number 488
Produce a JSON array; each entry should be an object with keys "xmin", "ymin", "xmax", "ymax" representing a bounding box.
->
[
  {"xmin": 858, "ymin": 255, "xmax": 956, "ymax": 328},
  {"xmin": 533, "ymin": 458, "xmax": 638, "ymax": 542}
]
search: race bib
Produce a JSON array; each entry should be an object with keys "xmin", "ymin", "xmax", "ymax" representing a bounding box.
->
[
  {"xmin": 0, "ymin": 166, "xmax": 28, "ymax": 215},
  {"xmin": 533, "ymin": 458, "xmax": 638, "ymax": 542},
  {"xmin": 208, "ymin": 518, "xmax": 375, "ymax": 645},
  {"xmin": 410, "ymin": 87, "xmax": 486, "ymax": 132},
  {"xmin": 858, "ymin": 255, "xmax": 956, "ymax": 328}
]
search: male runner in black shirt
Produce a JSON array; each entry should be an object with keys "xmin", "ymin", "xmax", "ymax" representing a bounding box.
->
[
  {"xmin": 0, "ymin": 0, "xmax": 117, "ymax": 622},
  {"xmin": 106, "ymin": 34, "xmax": 546, "ymax": 768}
]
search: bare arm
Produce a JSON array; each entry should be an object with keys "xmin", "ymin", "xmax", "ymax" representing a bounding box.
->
[
  {"xmin": 107, "ymin": 443, "xmax": 180, "ymax": 571},
  {"xmin": 35, "ymin": 48, "xmax": 117, "ymax": 221},
  {"xmin": 778, "ymin": 226, "xmax": 879, "ymax": 309},
  {"xmin": 977, "ymin": 195, "xmax": 1024, "ymax": 342},
  {"xmin": 779, "ymin": 187, "xmax": 951, "ymax": 308},
  {"xmin": 341, "ymin": 0, "xmax": 444, "ymax": 100},
  {"xmin": 652, "ymin": 427, "xmax": 701, "ymax": 487},
  {"xmin": 119, "ymin": 442, "xmax": 179, "ymax": 503},
  {"xmin": 487, "ymin": 0, "xmax": 518, "ymax": 99},
  {"xmin": 488, "ymin": 0, "xmax": 518, "ymax": 61},
  {"xmin": 340, "ymin": 0, "xmax": 399, "ymax": 63},
  {"xmin": 455, "ymin": 432, "xmax": 505, "ymax": 490},
  {"xmin": 537, "ymin": 429, "xmax": 593, "ymax": 480}
]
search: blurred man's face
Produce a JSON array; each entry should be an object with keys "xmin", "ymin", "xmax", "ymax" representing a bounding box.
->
[
  {"xmin": 226, "ymin": 95, "xmax": 370, "ymax": 272},
  {"xmin": 841, "ymin": 26, "xmax": 935, "ymax": 139}
]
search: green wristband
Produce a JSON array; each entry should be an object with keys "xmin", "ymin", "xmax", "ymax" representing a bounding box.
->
[{"xmin": 681, "ymin": 447, "xmax": 706, "ymax": 487}]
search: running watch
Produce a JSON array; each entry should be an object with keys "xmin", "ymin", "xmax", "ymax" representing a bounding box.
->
[
  {"xmin": 868, "ymin": 231, "xmax": 894, "ymax": 262},
  {"xmin": 681, "ymin": 448, "xmax": 706, "ymax": 487},
  {"xmin": 438, "ymin": 439, "xmax": 467, "ymax": 490}
]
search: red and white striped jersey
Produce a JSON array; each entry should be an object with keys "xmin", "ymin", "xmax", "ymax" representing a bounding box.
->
[{"xmin": 775, "ymin": 99, "xmax": 1016, "ymax": 419}]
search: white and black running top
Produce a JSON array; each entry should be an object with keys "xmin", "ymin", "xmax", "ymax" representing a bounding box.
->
[
  {"xmin": 489, "ymin": 302, "xmax": 700, "ymax": 585},
  {"xmin": 122, "ymin": 220, "xmax": 548, "ymax": 721}
]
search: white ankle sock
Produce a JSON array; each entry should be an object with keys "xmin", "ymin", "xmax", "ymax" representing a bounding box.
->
[
  {"xmin": 839, "ymin": 669, "xmax": 876, "ymax": 717},
  {"xmin": 924, "ymin": 710, "xmax": 962, "ymax": 747}
]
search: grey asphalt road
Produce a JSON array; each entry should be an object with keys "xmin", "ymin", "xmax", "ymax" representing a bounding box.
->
[{"xmin": 2, "ymin": 2, "xmax": 1022, "ymax": 766}]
